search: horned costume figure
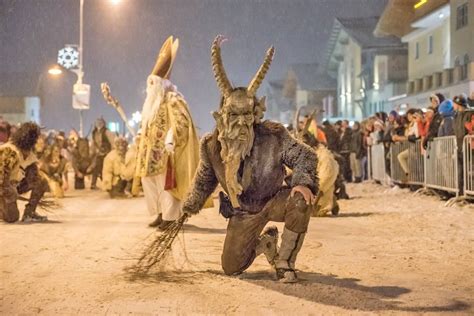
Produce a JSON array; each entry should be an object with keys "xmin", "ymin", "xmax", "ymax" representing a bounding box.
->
[
  {"xmin": 294, "ymin": 111, "xmax": 340, "ymax": 217},
  {"xmin": 181, "ymin": 36, "xmax": 319, "ymax": 283},
  {"xmin": 0, "ymin": 122, "xmax": 49, "ymax": 223},
  {"xmin": 136, "ymin": 36, "xmax": 202, "ymax": 230}
]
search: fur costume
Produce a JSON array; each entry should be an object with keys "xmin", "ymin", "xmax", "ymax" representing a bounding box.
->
[
  {"xmin": 40, "ymin": 145, "xmax": 68, "ymax": 198},
  {"xmin": 181, "ymin": 36, "xmax": 318, "ymax": 282},
  {"xmin": 312, "ymin": 144, "xmax": 339, "ymax": 216},
  {"xmin": 102, "ymin": 138, "xmax": 128, "ymax": 197},
  {"xmin": 0, "ymin": 122, "xmax": 48, "ymax": 222},
  {"xmin": 71, "ymin": 138, "xmax": 95, "ymax": 190}
]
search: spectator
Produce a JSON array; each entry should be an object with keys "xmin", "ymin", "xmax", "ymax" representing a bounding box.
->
[
  {"xmin": 339, "ymin": 120, "xmax": 352, "ymax": 182},
  {"xmin": 423, "ymin": 93, "xmax": 445, "ymax": 149},
  {"xmin": 393, "ymin": 109, "xmax": 420, "ymax": 179},
  {"xmin": 468, "ymin": 92, "xmax": 474, "ymax": 108},
  {"xmin": 90, "ymin": 118, "xmax": 115, "ymax": 190},
  {"xmin": 437, "ymin": 100, "xmax": 455, "ymax": 137},
  {"xmin": 453, "ymin": 94, "xmax": 473, "ymax": 193},
  {"xmin": 349, "ymin": 121, "xmax": 363, "ymax": 183},
  {"xmin": 321, "ymin": 120, "xmax": 340, "ymax": 152},
  {"xmin": 0, "ymin": 120, "xmax": 11, "ymax": 145}
]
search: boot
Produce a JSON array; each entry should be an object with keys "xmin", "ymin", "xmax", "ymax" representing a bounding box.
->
[
  {"xmin": 148, "ymin": 213, "xmax": 163, "ymax": 227},
  {"xmin": 21, "ymin": 204, "xmax": 47, "ymax": 222},
  {"xmin": 275, "ymin": 227, "xmax": 306, "ymax": 283},
  {"xmin": 255, "ymin": 226, "xmax": 279, "ymax": 266}
]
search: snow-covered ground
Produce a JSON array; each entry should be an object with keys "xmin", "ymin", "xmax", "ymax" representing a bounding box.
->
[{"xmin": 1, "ymin": 182, "xmax": 473, "ymax": 315}]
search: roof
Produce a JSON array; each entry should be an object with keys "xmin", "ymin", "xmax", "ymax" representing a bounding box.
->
[
  {"xmin": 323, "ymin": 16, "xmax": 405, "ymax": 75},
  {"xmin": 0, "ymin": 72, "xmax": 39, "ymax": 97},
  {"xmin": 288, "ymin": 63, "xmax": 336, "ymax": 91},
  {"xmin": 374, "ymin": 0, "xmax": 448, "ymax": 38},
  {"xmin": 0, "ymin": 97, "xmax": 25, "ymax": 113},
  {"xmin": 336, "ymin": 16, "xmax": 402, "ymax": 49}
]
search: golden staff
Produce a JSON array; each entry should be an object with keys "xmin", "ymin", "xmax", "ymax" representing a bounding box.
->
[{"xmin": 100, "ymin": 82, "xmax": 137, "ymax": 137}]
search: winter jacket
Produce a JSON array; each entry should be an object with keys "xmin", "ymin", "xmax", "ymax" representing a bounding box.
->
[
  {"xmin": 424, "ymin": 110, "xmax": 443, "ymax": 148},
  {"xmin": 437, "ymin": 100, "xmax": 455, "ymax": 137},
  {"xmin": 453, "ymin": 110, "xmax": 473, "ymax": 151},
  {"xmin": 350, "ymin": 129, "xmax": 363, "ymax": 158},
  {"xmin": 321, "ymin": 125, "xmax": 340, "ymax": 152},
  {"xmin": 339, "ymin": 128, "xmax": 352, "ymax": 153}
]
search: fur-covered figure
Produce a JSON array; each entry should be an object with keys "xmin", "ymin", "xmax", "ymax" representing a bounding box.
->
[
  {"xmin": 295, "ymin": 115, "xmax": 340, "ymax": 217},
  {"xmin": 90, "ymin": 118, "xmax": 115, "ymax": 190},
  {"xmin": 136, "ymin": 36, "xmax": 202, "ymax": 230},
  {"xmin": 71, "ymin": 138, "xmax": 95, "ymax": 190},
  {"xmin": 102, "ymin": 137, "xmax": 129, "ymax": 198},
  {"xmin": 40, "ymin": 144, "xmax": 69, "ymax": 198},
  {"xmin": 181, "ymin": 36, "xmax": 319, "ymax": 283},
  {"xmin": 0, "ymin": 122, "xmax": 49, "ymax": 222}
]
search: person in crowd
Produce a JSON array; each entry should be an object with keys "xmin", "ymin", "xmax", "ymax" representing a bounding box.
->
[
  {"xmin": 349, "ymin": 121, "xmax": 363, "ymax": 183},
  {"xmin": 321, "ymin": 120, "xmax": 340, "ymax": 152},
  {"xmin": 90, "ymin": 118, "xmax": 115, "ymax": 190},
  {"xmin": 34, "ymin": 133, "xmax": 47, "ymax": 160},
  {"xmin": 468, "ymin": 92, "xmax": 474, "ymax": 108},
  {"xmin": 393, "ymin": 109, "xmax": 420, "ymax": 179},
  {"xmin": 418, "ymin": 107, "xmax": 435, "ymax": 153},
  {"xmin": 423, "ymin": 93, "xmax": 445, "ymax": 149},
  {"xmin": 40, "ymin": 143, "xmax": 69, "ymax": 198},
  {"xmin": 339, "ymin": 120, "xmax": 352, "ymax": 182},
  {"xmin": 0, "ymin": 122, "xmax": 49, "ymax": 222},
  {"xmin": 0, "ymin": 119, "xmax": 11, "ymax": 145},
  {"xmin": 437, "ymin": 100, "xmax": 455, "ymax": 137},
  {"xmin": 382, "ymin": 111, "xmax": 398, "ymax": 144},
  {"xmin": 453, "ymin": 94, "xmax": 474, "ymax": 193},
  {"xmin": 102, "ymin": 137, "xmax": 129, "ymax": 198},
  {"xmin": 306, "ymin": 116, "xmax": 327, "ymax": 145},
  {"xmin": 370, "ymin": 119, "xmax": 384, "ymax": 145},
  {"xmin": 71, "ymin": 138, "xmax": 95, "ymax": 190}
]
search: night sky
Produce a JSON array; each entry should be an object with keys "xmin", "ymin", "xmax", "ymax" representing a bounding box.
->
[{"xmin": 1, "ymin": 0, "xmax": 387, "ymax": 134}]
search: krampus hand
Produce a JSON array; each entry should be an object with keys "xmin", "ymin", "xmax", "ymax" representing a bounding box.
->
[{"xmin": 290, "ymin": 185, "xmax": 316, "ymax": 205}]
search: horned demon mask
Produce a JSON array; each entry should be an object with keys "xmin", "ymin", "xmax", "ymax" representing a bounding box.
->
[{"xmin": 210, "ymin": 35, "xmax": 275, "ymax": 208}]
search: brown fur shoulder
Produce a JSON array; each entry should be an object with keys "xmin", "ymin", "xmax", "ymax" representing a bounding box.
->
[{"xmin": 255, "ymin": 120, "xmax": 288, "ymax": 136}]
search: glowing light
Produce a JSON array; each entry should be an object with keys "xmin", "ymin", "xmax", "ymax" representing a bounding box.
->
[
  {"xmin": 439, "ymin": 13, "xmax": 444, "ymax": 18},
  {"xmin": 110, "ymin": 0, "xmax": 121, "ymax": 4},
  {"xmin": 414, "ymin": 0, "xmax": 428, "ymax": 9},
  {"xmin": 48, "ymin": 66, "xmax": 63, "ymax": 75},
  {"xmin": 132, "ymin": 111, "xmax": 142, "ymax": 123}
]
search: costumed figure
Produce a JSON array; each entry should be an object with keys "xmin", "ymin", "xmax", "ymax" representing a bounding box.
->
[
  {"xmin": 181, "ymin": 36, "xmax": 318, "ymax": 283},
  {"xmin": 294, "ymin": 111, "xmax": 339, "ymax": 217},
  {"xmin": 0, "ymin": 122, "xmax": 49, "ymax": 222},
  {"xmin": 102, "ymin": 137, "xmax": 129, "ymax": 198},
  {"xmin": 40, "ymin": 144, "xmax": 69, "ymax": 198},
  {"xmin": 90, "ymin": 118, "xmax": 115, "ymax": 189},
  {"xmin": 34, "ymin": 134, "xmax": 47, "ymax": 159},
  {"xmin": 71, "ymin": 138, "xmax": 95, "ymax": 190},
  {"xmin": 135, "ymin": 36, "xmax": 202, "ymax": 230}
]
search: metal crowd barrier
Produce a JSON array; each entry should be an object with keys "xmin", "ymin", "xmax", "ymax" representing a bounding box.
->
[
  {"xmin": 370, "ymin": 143, "xmax": 386, "ymax": 183},
  {"xmin": 390, "ymin": 140, "xmax": 424, "ymax": 185},
  {"xmin": 424, "ymin": 136, "xmax": 458, "ymax": 195},
  {"xmin": 464, "ymin": 135, "xmax": 474, "ymax": 197}
]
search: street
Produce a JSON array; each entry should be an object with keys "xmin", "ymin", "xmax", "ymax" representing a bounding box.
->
[{"xmin": 1, "ymin": 182, "xmax": 473, "ymax": 315}]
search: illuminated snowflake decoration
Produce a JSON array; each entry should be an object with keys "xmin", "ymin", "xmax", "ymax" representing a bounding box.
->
[{"xmin": 57, "ymin": 46, "xmax": 79, "ymax": 69}]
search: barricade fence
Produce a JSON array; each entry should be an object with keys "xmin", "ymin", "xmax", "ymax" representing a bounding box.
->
[
  {"xmin": 425, "ymin": 136, "xmax": 458, "ymax": 194},
  {"xmin": 370, "ymin": 143, "xmax": 385, "ymax": 183},
  {"xmin": 369, "ymin": 135, "xmax": 473, "ymax": 199},
  {"xmin": 464, "ymin": 135, "xmax": 474, "ymax": 197}
]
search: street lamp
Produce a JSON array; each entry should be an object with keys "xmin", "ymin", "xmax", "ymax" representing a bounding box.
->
[{"xmin": 48, "ymin": 66, "xmax": 63, "ymax": 76}]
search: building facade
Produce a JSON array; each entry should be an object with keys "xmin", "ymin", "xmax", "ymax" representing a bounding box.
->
[
  {"xmin": 376, "ymin": 0, "xmax": 474, "ymax": 110},
  {"xmin": 324, "ymin": 17, "xmax": 407, "ymax": 121}
]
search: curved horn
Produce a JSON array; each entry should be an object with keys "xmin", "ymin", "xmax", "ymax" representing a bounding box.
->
[
  {"xmin": 294, "ymin": 106, "xmax": 302, "ymax": 133},
  {"xmin": 248, "ymin": 46, "xmax": 275, "ymax": 96},
  {"xmin": 303, "ymin": 108, "xmax": 318, "ymax": 134},
  {"xmin": 211, "ymin": 35, "xmax": 233, "ymax": 97}
]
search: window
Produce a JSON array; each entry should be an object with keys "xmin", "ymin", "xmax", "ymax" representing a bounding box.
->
[
  {"xmin": 456, "ymin": 3, "xmax": 468, "ymax": 30},
  {"xmin": 415, "ymin": 42, "xmax": 419, "ymax": 59},
  {"xmin": 428, "ymin": 35, "xmax": 433, "ymax": 54}
]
